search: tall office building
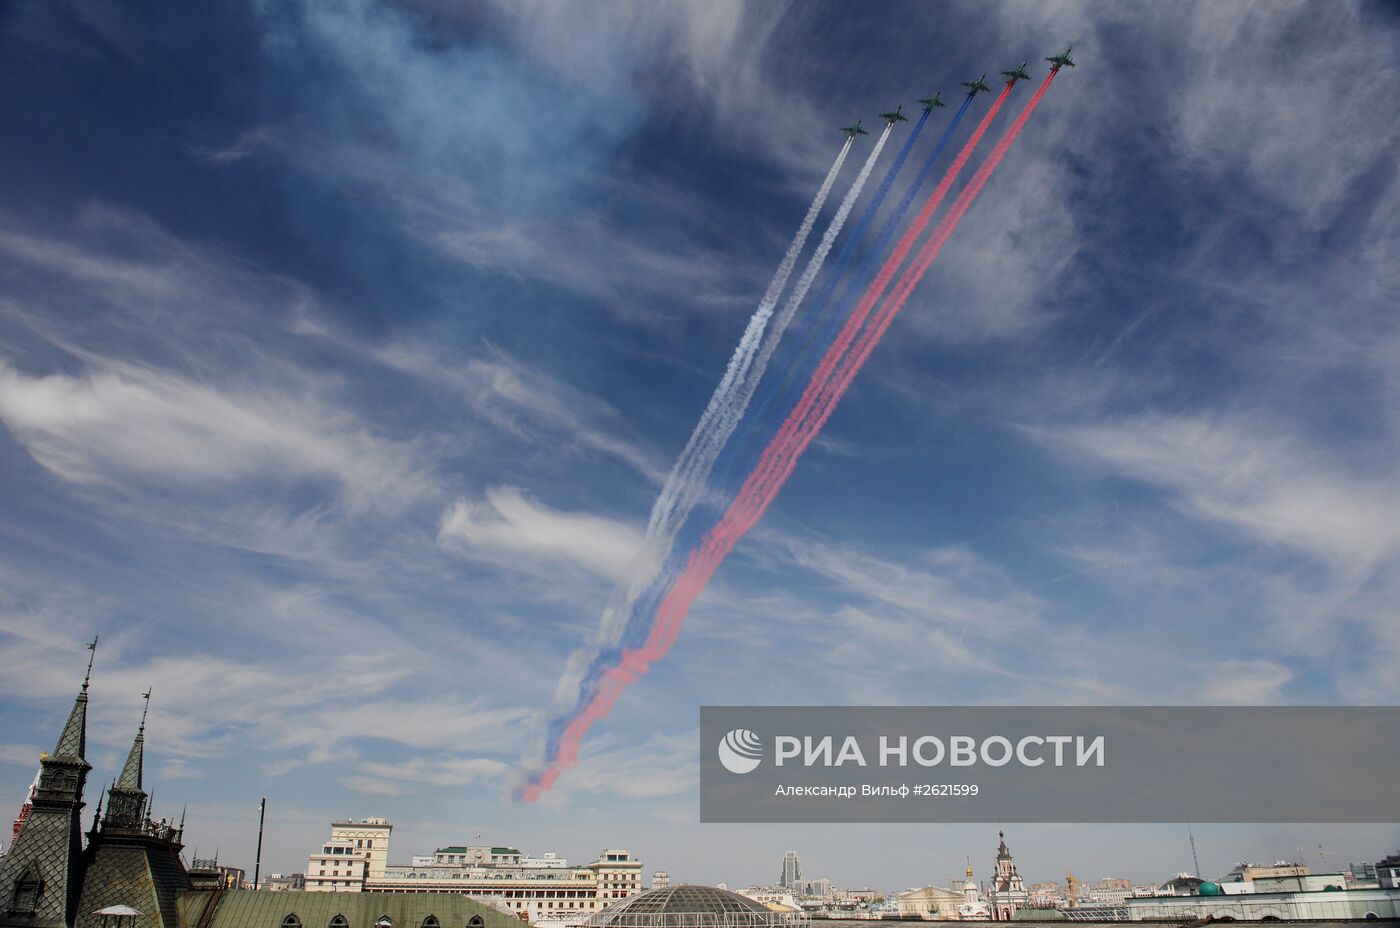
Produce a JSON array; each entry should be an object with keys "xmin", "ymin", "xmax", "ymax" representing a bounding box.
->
[{"xmin": 780, "ymin": 851, "xmax": 802, "ymax": 890}]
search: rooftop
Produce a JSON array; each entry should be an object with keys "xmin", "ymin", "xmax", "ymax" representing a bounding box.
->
[{"xmin": 579, "ymin": 885, "xmax": 808, "ymax": 928}]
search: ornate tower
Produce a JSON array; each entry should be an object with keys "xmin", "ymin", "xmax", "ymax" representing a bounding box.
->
[
  {"xmin": 100, "ymin": 693, "xmax": 148, "ymax": 833},
  {"xmin": 0, "ymin": 642, "xmax": 96, "ymax": 928},
  {"xmin": 77, "ymin": 691, "xmax": 190, "ymax": 928},
  {"xmin": 987, "ymin": 831, "xmax": 1028, "ymax": 921}
]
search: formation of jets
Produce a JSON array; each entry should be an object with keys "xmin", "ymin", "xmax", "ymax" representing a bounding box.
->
[{"xmin": 840, "ymin": 48, "xmax": 1075, "ymax": 137}]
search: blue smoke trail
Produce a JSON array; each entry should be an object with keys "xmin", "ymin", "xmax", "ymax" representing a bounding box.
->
[
  {"xmin": 618, "ymin": 95, "xmax": 977, "ymax": 658},
  {"xmin": 543, "ymin": 99, "xmax": 978, "ymax": 766}
]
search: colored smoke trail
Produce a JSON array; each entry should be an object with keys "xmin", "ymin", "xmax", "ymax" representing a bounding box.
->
[
  {"xmin": 722, "ymin": 71, "xmax": 1059, "ymax": 535},
  {"xmin": 701, "ymin": 93, "xmax": 976, "ymax": 509},
  {"xmin": 583, "ymin": 137, "xmax": 850, "ymax": 657},
  {"xmin": 616, "ymin": 101, "xmax": 966, "ymax": 659},
  {"xmin": 656, "ymin": 123, "xmax": 895, "ymax": 558},
  {"xmin": 536, "ymin": 128, "xmax": 895, "ymax": 778},
  {"xmin": 520, "ymin": 138, "xmax": 857, "ymax": 795},
  {"xmin": 519, "ymin": 73, "xmax": 1057, "ymax": 801},
  {"xmin": 642, "ymin": 136, "xmax": 853, "ymax": 549}
]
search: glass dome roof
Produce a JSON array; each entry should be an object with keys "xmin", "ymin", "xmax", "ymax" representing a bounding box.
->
[{"xmin": 582, "ymin": 885, "xmax": 806, "ymax": 928}]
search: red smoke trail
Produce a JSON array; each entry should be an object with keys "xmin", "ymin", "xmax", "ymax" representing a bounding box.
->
[
  {"xmin": 518, "ymin": 72, "xmax": 1057, "ymax": 802},
  {"xmin": 646, "ymin": 70, "xmax": 1057, "ymax": 661},
  {"xmin": 737, "ymin": 71, "xmax": 1060, "ymax": 523},
  {"xmin": 759, "ymin": 81, "xmax": 1013, "ymax": 467}
]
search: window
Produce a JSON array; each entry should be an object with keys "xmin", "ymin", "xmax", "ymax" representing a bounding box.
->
[
  {"xmin": 422, "ymin": 917, "xmax": 440, "ymax": 928},
  {"xmin": 282, "ymin": 915, "xmax": 302, "ymax": 928},
  {"xmin": 330, "ymin": 915, "xmax": 349, "ymax": 928},
  {"xmin": 10, "ymin": 865, "xmax": 43, "ymax": 916},
  {"xmin": 467, "ymin": 918, "xmax": 484, "ymax": 928},
  {"xmin": 376, "ymin": 916, "xmax": 394, "ymax": 928}
]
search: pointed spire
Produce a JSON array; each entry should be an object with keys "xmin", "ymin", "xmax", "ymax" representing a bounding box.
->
[
  {"xmin": 52, "ymin": 636, "xmax": 98, "ymax": 759},
  {"xmin": 116, "ymin": 689, "xmax": 150, "ymax": 791}
]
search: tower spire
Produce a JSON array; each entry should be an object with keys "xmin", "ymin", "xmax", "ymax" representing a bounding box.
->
[
  {"xmin": 53, "ymin": 637, "xmax": 97, "ymax": 759},
  {"xmin": 116, "ymin": 689, "xmax": 150, "ymax": 791},
  {"xmin": 103, "ymin": 689, "xmax": 152, "ymax": 832},
  {"xmin": 83, "ymin": 634, "xmax": 98, "ymax": 691}
]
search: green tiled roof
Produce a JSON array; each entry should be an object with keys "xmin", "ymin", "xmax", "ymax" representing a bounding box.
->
[{"xmin": 179, "ymin": 890, "xmax": 522, "ymax": 928}]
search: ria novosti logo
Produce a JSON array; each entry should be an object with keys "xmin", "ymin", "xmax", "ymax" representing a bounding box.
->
[{"xmin": 717, "ymin": 728, "xmax": 763, "ymax": 774}]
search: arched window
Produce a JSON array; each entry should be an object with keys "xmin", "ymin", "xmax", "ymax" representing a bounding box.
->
[
  {"xmin": 468, "ymin": 916, "xmax": 484, "ymax": 927},
  {"xmin": 422, "ymin": 917, "xmax": 440, "ymax": 928},
  {"xmin": 376, "ymin": 916, "xmax": 394, "ymax": 928},
  {"xmin": 330, "ymin": 915, "xmax": 349, "ymax": 928},
  {"xmin": 282, "ymin": 915, "xmax": 302, "ymax": 928}
]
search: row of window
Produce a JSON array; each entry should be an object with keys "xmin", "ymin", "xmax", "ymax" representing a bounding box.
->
[{"xmin": 281, "ymin": 915, "xmax": 482, "ymax": 928}]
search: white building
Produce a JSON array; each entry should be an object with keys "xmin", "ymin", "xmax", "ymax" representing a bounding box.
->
[
  {"xmin": 303, "ymin": 821, "xmax": 642, "ymax": 922},
  {"xmin": 1126, "ymin": 886, "xmax": 1400, "ymax": 921},
  {"xmin": 894, "ymin": 886, "xmax": 964, "ymax": 919},
  {"xmin": 306, "ymin": 817, "xmax": 392, "ymax": 891}
]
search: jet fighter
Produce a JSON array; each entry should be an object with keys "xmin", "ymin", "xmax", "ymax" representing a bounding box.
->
[
  {"xmin": 1046, "ymin": 47, "xmax": 1076, "ymax": 71},
  {"xmin": 1002, "ymin": 61, "xmax": 1032, "ymax": 84},
  {"xmin": 917, "ymin": 91, "xmax": 947, "ymax": 112},
  {"xmin": 962, "ymin": 73, "xmax": 991, "ymax": 96},
  {"xmin": 840, "ymin": 120, "xmax": 869, "ymax": 137},
  {"xmin": 879, "ymin": 104, "xmax": 909, "ymax": 124}
]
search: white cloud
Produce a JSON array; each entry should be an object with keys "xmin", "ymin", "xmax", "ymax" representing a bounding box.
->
[
  {"xmin": 438, "ymin": 487, "xmax": 641, "ymax": 581},
  {"xmin": 0, "ymin": 359, "xmax": 427, "ymax": 512},
  {"xmin": 1047, "ymin": 414, "xmax": 1400, "ymax": 575},
  {"xmin": 1199, "ymin": 660, "xmax": 1293, "ymax": 705}
]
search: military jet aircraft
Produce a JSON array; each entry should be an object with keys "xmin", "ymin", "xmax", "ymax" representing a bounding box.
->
[
  {"xmin": 840, "ymin": 120, "xmax": 869, "ymax": 137},
  {"xmin": 1002, "ymin": 61, "xmax": 1032, "ymax": 84},
  {"xmin": 1046, "ymin": 47, "xmax": 1076, "ymax": 71},
  {"xmin": 879, "ymin": 104, "xmax": 909, "ymax": 124},
  {"xmin": 918, "ymin": 91, "xmax": 947, "ymax": 112},
  {"xmin": 962, "ymin": 73, "xmax": 992, "ymax": 96}
]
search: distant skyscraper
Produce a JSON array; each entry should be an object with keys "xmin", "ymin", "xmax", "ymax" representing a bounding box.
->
[{"xmin": 780, "ymin": 851, "xmax": 803, "ymax": 889}]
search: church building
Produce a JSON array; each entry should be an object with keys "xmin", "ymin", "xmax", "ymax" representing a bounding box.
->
[{"xmin": 986, "ymin": 832, "xmax": 1028, "ymax": 921}]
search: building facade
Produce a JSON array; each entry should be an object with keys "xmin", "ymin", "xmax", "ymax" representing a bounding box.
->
[
  {"xmin": 985, "ymin": 833, "xmax": 1027, "ymax": 921},
  {"xmin": 1125, "ymin": 886, "xmax": 1400, "ymax": 921},
  {"xmin": 778, "ymin": 855, "xmax": 801, "ymax": 893},
  {"xmin": 304, "ymin": 827, "xmax": 642, "ymax": 922},
  {"xmin": 1378, "ymin": 852, "xmax": 1400, "ymax": 890}
]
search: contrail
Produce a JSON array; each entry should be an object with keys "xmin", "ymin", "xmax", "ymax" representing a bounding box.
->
[
  {"xmin": 728, "ymin": 73, "xmax": 1059, "ymax": 533},
  {"xmin": 528, "ymin": 137, "xmax": 855, "ymax": 781},
  {"xmin": 519, "ymin": 72, "xmax": 1059, "ymax": 800},
  {"xmin": 704, "ymin": 93, "xmax": 976, "ymax": 511},
  {"xmin": 652, "ymin": 123, "xmax": 895, "ymax": 568},
  {"xmin": 547, "ymin": 128, "xmax": 895, "ymax": 758},
  {"xmin": 643, "ymin": 137, "xmax": 854, "ymax": 544}
]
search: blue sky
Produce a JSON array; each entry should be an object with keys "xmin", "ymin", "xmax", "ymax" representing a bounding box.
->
[{"xmin": 2, "ymin": 0, "xmax": 1400, "ymax": 890}]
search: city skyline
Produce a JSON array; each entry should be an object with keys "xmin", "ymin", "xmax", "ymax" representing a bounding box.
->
[{"xmin": 3, "ymin": 0, "xmax": 1400, "ymax": 901}]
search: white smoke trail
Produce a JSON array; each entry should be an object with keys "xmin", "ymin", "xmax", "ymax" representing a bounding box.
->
[
  {"xmin": 695, "ymin": 123, "xmax": 894, "ymax": 487},
  {"xmin": 643, "ymin": 138, "xmax": 853, "ymax": 541},
  {"xmin": 581, "ymin": 138, "xmax": 854, "ymax": 653},
  {"xmin": 653, "ymin": 128, "xmax": 891, "ymax": 538},
  {"xmin": 546, "ymin": 128, "xmax": 893, "ymax": 736}
]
